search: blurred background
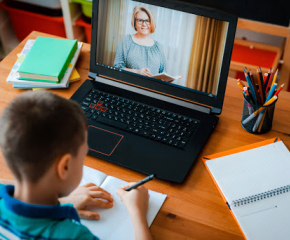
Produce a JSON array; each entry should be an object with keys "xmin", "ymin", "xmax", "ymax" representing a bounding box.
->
[{"xmin": 0, "ymin": 0, "xmax": 289, "ymax": 90}]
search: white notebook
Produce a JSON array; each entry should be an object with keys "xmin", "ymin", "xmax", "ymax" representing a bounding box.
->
[
  {"xmin": 204, "ymin": 139, "xmax": 290, "ymax": 240},
  {"xmin": 79, "ymin": 166, "xmax": 167, "ymax": 240}
]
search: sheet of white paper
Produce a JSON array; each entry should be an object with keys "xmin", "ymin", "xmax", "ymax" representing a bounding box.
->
[
  {"xmin": 79, "ymin": 166, "xmax": 107, "ymax": 186},
  {"xmin": 80, "ymin": 166, "xmax": 167, "ymax": 240}
]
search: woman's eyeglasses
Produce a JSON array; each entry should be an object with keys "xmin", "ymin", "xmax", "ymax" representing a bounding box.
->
[{"xmin": 136, "ymin": 18, "xmax": 151, "ymax": 26}]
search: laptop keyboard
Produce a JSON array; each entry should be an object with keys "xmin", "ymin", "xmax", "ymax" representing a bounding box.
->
[{"xmin": 81, "ymin": 89, "xmax": 200, "ymax": 149}]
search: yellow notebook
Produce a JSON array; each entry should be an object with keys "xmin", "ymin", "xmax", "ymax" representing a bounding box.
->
[
  {"xmin": 33, "ymin": 68, "xmax": 81, "ymax": 91},
  {"xmin": 202, "ymin": 138, "xmax": 290, "ymax": 240}
]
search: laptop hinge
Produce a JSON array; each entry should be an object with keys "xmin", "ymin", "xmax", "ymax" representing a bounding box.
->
[
  {"xmin": 211, "ymin": 107, "xmax": 221, "ymax": 114},
  {"xmin": 88, "ymin": 71, "xmax": 97, "ymax": 80},
  {"xmin": 92, "ymin": 74, "xmax": 212, "ymax": 114}
]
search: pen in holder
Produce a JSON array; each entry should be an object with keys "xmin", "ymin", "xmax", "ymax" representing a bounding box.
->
[{"xmin": 241, "ymin": 95, "xmax": 277, "ymax": 134}]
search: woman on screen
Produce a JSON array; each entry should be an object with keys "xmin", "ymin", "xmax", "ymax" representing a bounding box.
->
[{"xmin": 113, "ymin": 5, "xmax": 166, "ymax": 77}]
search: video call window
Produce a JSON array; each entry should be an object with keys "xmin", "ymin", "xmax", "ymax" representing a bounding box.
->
[{"xmin": 96, "ymin": 0, "xmax": 229, "ymax": 96}]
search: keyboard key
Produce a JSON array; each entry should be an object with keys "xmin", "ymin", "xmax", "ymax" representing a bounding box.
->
[
  {"xmin": 127, "ymin": 126, "xmax": 134, "ymax": 131},
  {"xmin": 97, "ymin": 116, "xmax": 127, "ymax": 130},
  {"xmin": 82, "ymin": 106, "xmax": 89, "ymax": 112},
  {"xmin": 140, "ymin": 130, "xmax": 150, "ymax": 137},
  {"xmin": 156, "ymin": 136, "xmax": 162, "ymax": 141},
  {"xmin": 82, "ymin": 101, "xmax": 90, "ymax": 106},
  {"xmin": 133, "ymin": 128, "xmax": 140, "ymax": 134},
  {"xmin": 85, "ymin": 113, "xmax": 92, "ymax": 118},
  {"xmin": 161, "ymin": 137, "xmax": 168, "ymax": 143},
  {"xmin": 179, "ymin": 140, "xmax": 187, "ymax": 149}
]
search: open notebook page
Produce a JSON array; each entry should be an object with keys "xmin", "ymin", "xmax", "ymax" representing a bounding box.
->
[
  {"xmin": 80, "ymin": 166, "xmax": 167, "ymax": 240},
  {"xmin": 206, "ymin": 141, "xmax": 290, "ymax": 204},
  {"xmin": 231, "ymin": 190, "xmax": 290, "ymax": 240}
]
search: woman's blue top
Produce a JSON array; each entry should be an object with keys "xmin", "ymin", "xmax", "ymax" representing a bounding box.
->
[{"xmin": 113, "ymin": 34, "xmax": 166, "ymax": 75}]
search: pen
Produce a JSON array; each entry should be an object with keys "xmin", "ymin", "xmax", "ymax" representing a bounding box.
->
[
  {"xmin": 125, "ymin": 174, "xmax": 155, "ymax": 191},
  {"xmin": 265, "ymin": 83, "xmax": 277, "ymax": 102},
  {"xmin": 263, "ymin": 73, "xmax": 268, "ymax": 83}
]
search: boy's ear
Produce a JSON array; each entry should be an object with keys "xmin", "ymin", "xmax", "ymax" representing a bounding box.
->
[{"xmin": 56, "ymin": 154, "xmax": 72, "ymax": 180}]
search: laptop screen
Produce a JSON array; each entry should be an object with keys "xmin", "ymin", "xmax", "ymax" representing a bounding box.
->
[{"xmin": 90, "ymin": 0, "xmax": 237, "ymax": 113}]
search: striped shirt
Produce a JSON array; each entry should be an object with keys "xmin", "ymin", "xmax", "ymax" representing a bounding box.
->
[{"xmin": 0, "ymin": 184, "xmax": 98, "ymax": 240}]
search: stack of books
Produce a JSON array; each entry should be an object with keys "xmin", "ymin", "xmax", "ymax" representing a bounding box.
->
[{"xmin": 6, "ymin": 37, "xmax": 83, "ymax": 89}]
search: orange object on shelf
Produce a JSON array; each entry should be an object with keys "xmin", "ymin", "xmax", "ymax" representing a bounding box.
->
[
  {"xmin": 230, "ymin": 39, "xmax": 283, "ymax": 81},
  {"xmin": 75, "ymin": 16, "xmax": 91, "ymax": 43},
  {"xmin": 0, "ymin": 2, "xmax": 66, "ymax": 41},
  {"xmin": 231, "ymin": 44, "xmax": 277, "ymax": 69}
]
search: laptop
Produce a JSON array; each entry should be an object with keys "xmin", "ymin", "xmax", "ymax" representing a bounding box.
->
[{"xmin": 70, "ymin": 0, "xmax": 237, "ymax": 183}]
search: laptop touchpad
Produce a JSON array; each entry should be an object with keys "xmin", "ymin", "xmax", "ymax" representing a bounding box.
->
[{"xmin": 87, "ymin": 125, "xmax": 123, "ymax": 156}]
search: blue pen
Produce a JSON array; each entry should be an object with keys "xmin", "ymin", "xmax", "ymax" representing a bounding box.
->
[{"xmin": 265, "ymin": 83, "xmax": 277, "ymax": 102}]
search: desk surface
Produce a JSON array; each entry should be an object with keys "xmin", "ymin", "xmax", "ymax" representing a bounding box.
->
[{"xmin": 1, "ymin": 31, "xmax": 290, "ymax": 239}]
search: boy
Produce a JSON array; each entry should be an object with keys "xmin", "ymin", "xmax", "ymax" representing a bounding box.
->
[{"xmin": 0, "ymin": 91, "xmax": 152, "ymax": 240}]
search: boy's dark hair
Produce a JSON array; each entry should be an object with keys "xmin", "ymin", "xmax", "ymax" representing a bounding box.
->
[{"xmin": 0, "ymin": 91, "xmax": 87, "ymax": 183}]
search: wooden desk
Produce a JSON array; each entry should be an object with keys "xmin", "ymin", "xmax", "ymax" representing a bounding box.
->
[{"xmin": 1, "ymin": 31, "xmax": 290, "ymax": 239}]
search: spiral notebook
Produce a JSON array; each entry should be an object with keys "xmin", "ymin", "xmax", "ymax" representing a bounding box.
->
[{"xmin": 202, "ymin": 138, "xmax": 290, "ymax": 240}]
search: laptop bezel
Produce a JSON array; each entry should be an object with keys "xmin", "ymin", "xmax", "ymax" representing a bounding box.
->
[{"xmin": 89, "ymin": 0, "xmax": 237, "ymax": 114}]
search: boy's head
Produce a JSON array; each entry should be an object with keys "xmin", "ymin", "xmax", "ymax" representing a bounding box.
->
[{"xmin": 0, "ymin": 91, "xmax": 87, "ymax": 185}]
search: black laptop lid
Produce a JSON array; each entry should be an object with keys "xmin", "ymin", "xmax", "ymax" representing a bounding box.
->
[{"xmin": 89, "ymin": 0, "xmax": 237, "ymax": 114}]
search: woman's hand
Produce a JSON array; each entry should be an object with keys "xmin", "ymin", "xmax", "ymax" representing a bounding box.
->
[
  {"xmin": 137, "ymin": 68, "xmax": 152, "ymax": 77},
  {"xmin": 59, "ymin": 183, "xmax": 114, "ymax": 220}
]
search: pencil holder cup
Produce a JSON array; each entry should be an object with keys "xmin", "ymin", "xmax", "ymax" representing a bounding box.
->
[{"xmin": 241, "ymin": 96, "xmax": 277, "ymax": 134}]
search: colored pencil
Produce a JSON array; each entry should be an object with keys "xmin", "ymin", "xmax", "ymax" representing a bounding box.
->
[
  {"xmin": 244, "ymin": 69, "xmax": 258, "ymax": 105},
  {"xmin": 270, "ymin": 69, "xmax": 278, "ymax": 91},
  {"xmin": 257, "ymin": 68, "xmax": 265, "ymax": 103},
  {"xmin": 274, "ymin": 83, "xmax": 285, "ymax": 96},
  {"xmin": 265, "ymin": 68, "xmax": 274, "ymax": 93},
  {"xmin": 250, "ymin": 70, "xmax": 262, "ymax": 105}
]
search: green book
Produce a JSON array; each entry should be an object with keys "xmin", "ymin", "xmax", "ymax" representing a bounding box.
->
[{"xmin": 17, "ymin": 37, "xmax": 78, "ymax": 83}]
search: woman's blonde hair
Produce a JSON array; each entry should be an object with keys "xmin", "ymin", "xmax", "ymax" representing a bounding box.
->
[{"xmin": 131, "ymin": 5, "xmax": 156, "ymax": 33}]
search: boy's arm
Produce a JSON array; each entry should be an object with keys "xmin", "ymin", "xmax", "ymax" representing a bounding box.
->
[
  {"xmin": 116, "ymin": 184, "xmax": 153, "ymax": 240},
  {"xmin": 0, "ymin": 180, "xmax": 113, "ymax": 221}
]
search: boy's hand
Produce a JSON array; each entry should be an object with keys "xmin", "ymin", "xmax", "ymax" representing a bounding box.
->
[
  {"xmin": 116, "ymin": 183, "xmax": 149, "ymax": 217},
  {"xmin": 116, "ymin": 183, "xmax": 153, "ymax": 240},
  {"xmin": 59, "ymin": 183, "xmax": 114, "ymax": 220}
]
